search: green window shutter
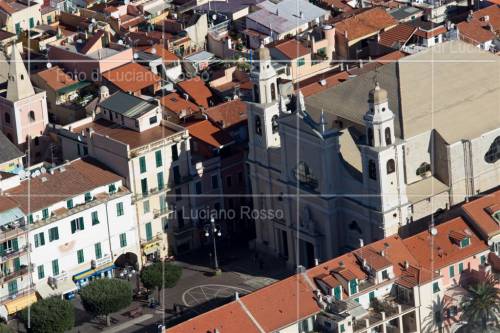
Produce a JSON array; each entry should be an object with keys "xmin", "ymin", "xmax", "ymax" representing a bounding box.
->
[
  {"xmin": 34, "ymin": 234, "xmax": 39, "ymax": 248},
  {"xmin": 297, "ymin": 58, "xmax": 305, "ymax": 66},
  {"xmin": 79, "ymin": 217, "xmax": 84, "ymax": 230},
  {"xmin": 480, "ymin": 255, "xmax": 486, "ymax": 265},
  {"xmin": 141, "ymin": 178, "xmax": 148, "ymax": 195},
  {"xmin": 108, "ymin": 184, "xmax": 116, "ymax": 193},
  {"xmin": 40, "ymin": 233, "xmax": 45, "ymax": 246},
  {"xmin": 13, "ymin": 258, "xmax": 20, "ymax": 271},
  {"xmin": 29, "ymin": 17, "xmax": 34, "ymax": 28},
  {"xmin": 369, "ymin": 291, "xmax": 375, "ymax": 301},
  {"xmin": 120, "ymin": 233, "xmax": 127, "ymax": 247},
  {"xmin": 157, "ymin": 172, "xmax": 164, "ymax": 190},
  {"xmin": 85, "ymin": 192, "xmax": 92, "ymax": 202},
  {"xmin": 12, "ymin": 238, "xmax": 18, "ymax": 251},
  {"xmin": 67, "ymin": 199, "xmax": 73, "ymax": 209},
  {"xmin": 27, "ymin": 214, "xmax": 33, "ymax": 224},
  {"xmin": 77, "ymin": 249, "xmax": 84, "ymax": 264},
  {"xmin": 15, "ymin": 23, "xmax": 20, "ymax": 35},
  {"xmin": 37, "ymin": 265, "xmax": 44, "ymax": 279},
  {"xmin": 349, "ymin": 279, "xmax": 358, "ymax": 295},
  {"xmin": 52, "ymin": 259, "xmax": 59, "ymax": 276},
  {"xmin": 145, "ymin": 223, "xmax": 153, "ymax": 241},
  {"xmin": 95, "ymin": 243, "xmax": 102, "ymax": 259},
  {"xmin": 42, "ymin": 208, "xmax": 49, "ymax": 219},
  {"xmin": 71, "ymin": 220, "xmax": 76, "ymax": 233},
  {"xmin": 340, "ymin": 324, "xmax": 345, "ymax": 333},
  {"xmin": 433, "ymin": 282, "xmax": 440, "ymax": 293},
  {"xmin": 458, "ymin": 262, "xmax": 464, "ymax": 273},
  {"xmin": 334, "ymin": 286, "xmax": 341, "ymax": 300},
  {"xmin": 449, "ymin": 265, "xmax": 455, "ymax": 278},
  {"xmin": 155, "ymin": 150, "xmax": 162, "ymax": 167},
  {"xmin": 139, "ymin": 156, "xmax": 147, "ymax": 173},
  {"xmin": 49, "ymin": 227, "xmax": 59, "ymax": 242},
  {"xmin": 8, "ymin": 280, "xmax": 17, "ymax": 295},
  {"xmin": 116, "ymin": 202, "xmax": 124, "ymax": 216},
  {"xmin": 92, "ymin": 211, "xmax": 99, "ymax": 225}
]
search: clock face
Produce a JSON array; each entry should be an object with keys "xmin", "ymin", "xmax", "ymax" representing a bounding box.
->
[{"xmin": 485, "ymin": 136, "xmax": 500, "ymax": 164}]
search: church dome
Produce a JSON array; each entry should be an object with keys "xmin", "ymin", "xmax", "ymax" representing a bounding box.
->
[
  {"xmin": 369, "ymin": 82, "xmax": 388, "ymax": 104},
  {"xmin": 99, "ymin": 86, "xmax": 109, "ymax": 95}
]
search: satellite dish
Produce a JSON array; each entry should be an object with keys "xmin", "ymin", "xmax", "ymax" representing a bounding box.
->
[
  {"xmin": 91, "ymin": 18, "xmax": 96, "ymax": 23},
  {"xmin": 118, "ymin": 39, "xmax": 124, "ymax": 45},
  {"xmin": 40, "ymin": 167, "xmax": 46, "ymax": 174},
  {"xmin": 151, "ymin": 48, "xmax": 156, "ymax": 54},
  {"xmin": 430, "ymin": 227, "xmax": 438, "ymax": 236},
  {"xmin": 212, "ymin": 14, "xmax": 217, "ymax": 20},
  {"xmin": 46, "ymin": 62, "xmax": 52, "ymax": 69},
  {"xmin": 133, "ymin": 53, "xmax": 139, "ymax": 59}
]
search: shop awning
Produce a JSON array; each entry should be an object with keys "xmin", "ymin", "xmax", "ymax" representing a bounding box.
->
[
  {"xmin": 36, "ymin": 279, "xmax": 77, "ymax": 299},
  {"xmin": 4, "ymin": 293, "xmax": 37, "ymax": 315},
  {"xmin": 73, "ymin": 262, "xmax": 114, "ymax": 281},
  {"xmin": 143, "ymin": 241, "xmax": 162, "ymax": 255}
]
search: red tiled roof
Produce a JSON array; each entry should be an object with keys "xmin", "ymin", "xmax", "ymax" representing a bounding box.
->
[
  {"xmin": 335, "ymin": 7, "xmax": 398, "ymax": 41},
  {"xmin": 462, "ymin": 190, "xmax": 500, "ymax": 237},
  {"xmin": 177, "ymin": 77, "xmax": 213, "ymax": 108},
  {"xmin": 35, "ymin": 66, "xmax": 77, "ymax": 91},
  {"xmin": 414, "ymin": 25, "xmax": 447, "ymax": 39},
  {"xmin": 145, "ymin": 44, "xmax": 179, "ymax": 62},
  {"xmin": 0, "ymin": 0, "xmax": 16, "ymax": 15},
  {"xmin": 457, "ymin": 21, "xmax": 495, "ymax": 44},
  {"xmin": 272, "ymin": 39, "xmax": 310, "ymax": 59},
  {"xmin": 204, "ymin": 99, "xmax": 247, "ymax": 129},
  {"xmin": 185, "ymin": 120, "xmax": 233, "ymax": 148},
  {"xmin": 5, "ymin": 159, "xmax": 123, "ymax": 214},
  {"xmin": 102, "ymin": 62, "xmax": 161, "ymax": 93},
  {"xmin": 403, "ymin": 217, "xmax": 489, "ymax": 271},
  {"xmin": 378, "ymin": 23, "xmax": 416, "ymax": 48},
  {"xmin": 160, "ymin": 92, "xmax": 200, "ymax": 117},
  {"xmin": 296, "ymin": 71, "xmax": 350, "ymax": 97},
  {"xmin": 375, "ymin": 50, "xmax": 407, "ymax": 64},
  {"xmin": 0, "ymin": 196, "xmax": 19, "ymax": 213}
]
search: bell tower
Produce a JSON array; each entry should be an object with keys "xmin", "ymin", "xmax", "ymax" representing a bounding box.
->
[{"xmin": 250, "ymin": 45, "xmax": 278, "ymax": 104}]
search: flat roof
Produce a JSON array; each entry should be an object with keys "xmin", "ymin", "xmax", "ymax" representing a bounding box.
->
[
  {"xmin": 72, "ymin": 118, "xmax": 181, "ymax": 149},
  {"xmin": 99, "ymin": 91, "xmax": 158, "ymax": 119}
]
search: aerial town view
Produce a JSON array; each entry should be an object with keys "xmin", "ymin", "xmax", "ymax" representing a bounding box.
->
[{"xmin": 0, "ymin": 0, "xmax": 498, "ymax": 331}]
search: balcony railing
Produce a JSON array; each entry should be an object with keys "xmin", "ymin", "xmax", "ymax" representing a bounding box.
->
[
  {"xmin": 141, "ymin": 233, "xmax": 163, "ymax": 246},
  {"xmin": 353, "ymin": 299, "xmax": 415, "ymax": 333},
  {"xmin": 1, "ymin": 245, "xmax": 30, "ymax": 261},
  {"xmin": 2, "ymin": 264, "xmax": 33, "ymax": 283},
  {"xmin": 0, "ymin": 283, "xmax": 35, "ymax": 303},
  {"xmin": 154, "ymin": 207, "xmax": 173, "ymax": 219}
]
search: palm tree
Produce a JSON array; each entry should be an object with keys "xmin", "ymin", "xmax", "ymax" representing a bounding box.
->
[{"xmin": 460, "ymin": 273, "xmax": 500, "ymax": 331}]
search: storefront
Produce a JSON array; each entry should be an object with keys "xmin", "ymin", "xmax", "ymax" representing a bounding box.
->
[
  {"xmin": 143, "ymin": 241, "xmax": 162, "ymax": 262},
  {"xmin": 72, "ymin": 261, "xmax": 115, "ymax": 289},
  {"xmin": 36, "ymin": 277, "xmax": 78, "ymax": 300}
]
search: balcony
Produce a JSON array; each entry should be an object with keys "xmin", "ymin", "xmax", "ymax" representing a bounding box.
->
[
  {"xmin": 353, "ymin": 298, "xmax": 416, "ymax": 333},
  {"xmin": 154, "ymin": 207, "xmax": 173, "ymax": 219},
  {"xmin": 1, "ymin": 245, "xmax": 30, "ymax": 261},
  {"xmin": 0, "ymin": 225, "xmax": 27, "ymax": 242},
  {"xmin": 0, "ymin": 283, "xmax": 36, "ymax": 303},
  {"xmin": 2, "ymin": 264, "xmax": 33, "ymax": 283},
  {"xmin": 141, "ymin": 233, "xmax": 163, "ymax": 247}
]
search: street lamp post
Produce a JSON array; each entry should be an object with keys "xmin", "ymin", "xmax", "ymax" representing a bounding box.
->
[{"xmin": 204, "ymin": 217, "xmax": 222, "ymax": 275}]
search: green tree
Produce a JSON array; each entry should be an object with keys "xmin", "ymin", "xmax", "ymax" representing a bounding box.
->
[
  {"xmin": 140, "ymin": 262, "xmax": 182, "ymax": 304},
  {"xmin": 461, "ymin": 273, "xmax": 500, "ymax": 331},
  {"xmin": 18, "ymin": 296, "xmax": 74, "ymax": 333},
  {"xmin": 80, "ymin": 278, "xmax": 132, "ymax": 326}
]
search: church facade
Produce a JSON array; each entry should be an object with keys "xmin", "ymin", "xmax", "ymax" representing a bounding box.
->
[{"xmin": 247, "ymin": 41, "xmax": 500, "ymax": 268}]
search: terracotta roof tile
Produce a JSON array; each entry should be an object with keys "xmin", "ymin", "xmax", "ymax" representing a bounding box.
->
[
  {"xmin": 414, "ymin": 25, "xmax": 447, "ymax": 39},
  {"xmin": 378, "ymin": 23, "xmax": 416, "ymax": 48},
  {"xmin": 160, "ymin": 92, "xmax": 200, "ymax": 117},
  {"xmin": 177, "ymin": 77, "xmax": 213, "ymax": 108},
  {"xmin": 204, "ymin": 100, "xmax": 248, "ymax": 129},
  {"xmin": 102, "ymin": 62, "xmax": 161, "ymax": 93},
  {"xmin": 35, "ymin": 66, "xmax": 77, "ymax": 91},
  {"xmin": 272, "ymin": 39, "xmax": 310, "ymax": 59},
  {"xmin": 0, "ymin": 196, "xmax": 19, "ymax": 213},
  {"xmin": 185, "ymin": 120, "xmax": 233, "ymax": 148},
  {"xmin": 296, "ymin": 71, "xmax": 350, "ymax": 97},
  {"xmin": 375, "ymin": 50, "xmax": 407, "ymax": 64},
  {"xmin": 462, "ymin": 190, "xmax": 500, "ymax": 237},
  {"xmin": 335, "ymin": 7, "xmax": 398, "ymax": 41},
  {"xmin": 145, "ymin": 44, "xmax": 179, "ymax": 62},
  {"xmin": 457, "ymin": 21, "xmax": 495, "ymax": 44},
  {"xmin": 5, "ymin": 159, "xmax": 123, "ymax": 214}
]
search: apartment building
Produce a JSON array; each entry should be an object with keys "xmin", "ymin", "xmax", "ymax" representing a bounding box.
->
[
  {"xmin": 0, "ymin": 0, "xmax": 42, "ymax": 34},
  {"xmin": 57, "ymin": 89, "xmax": 199, "ymax": 263},
  {"xmin": 167, "ymin": 213, "xmax": 492, "ymax": 333}
]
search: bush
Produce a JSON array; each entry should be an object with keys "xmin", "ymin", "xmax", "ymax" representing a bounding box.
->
[
  {"xmin": 80, "ymin": 278, "xmax": 132, "ymax": 326},
  {"xmin": 19, "ymin": 296, "xmax": 74, "ymax": 333}
]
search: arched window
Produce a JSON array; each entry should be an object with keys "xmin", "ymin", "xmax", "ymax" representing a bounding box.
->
[
  {"xmin": 28, "ymin": 111, "xmax": 35, "ymax": 122},
  {"xmin": 271, "ymin": 115, "xmax": 279, "ymax": 134},
  {"xmin": 368, "ymin": 160, "xmax": 377, "ymax": 180},
  {"xmin": 255, "ymin": 115, "xmax": 262, "ymax": 136},
  {"xmin": 385, "ymin": 127, "xmax": 392, "ymax": 145},
  {"xmin": 367, "ymin": 128, "xmax": 374, "ymax": 146},
  {"xmin": 387, "ymin": 159, "xmax": 395, "ymax": 174},
  {"xmin": 4, "ymin": 112, "xmax": 10, "ymax": 124},
  {"xmin": 270, "ymin": 83, "xmax": 276, "ymax": 101},
  {"xmin": 253, "ymin": 84, "xmax": 260, "ymax": 103}
]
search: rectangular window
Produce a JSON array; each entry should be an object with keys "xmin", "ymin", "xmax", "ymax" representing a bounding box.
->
[
  {"xmin": 34, "ymin": 232, "xmax": 45, "ymax": 248},
  {"xmin": 37, "ymin": 265, "xmax": 44, "ymax": 279},
  {"xmin": 333, "ymin": 286, "xmax": 341, "ymax": 300},
  {"xmin": 141, "ymin": 178, "xmax": 148, "ymax": 195},
  {"xmin": 52, "ymin": 259, "xmax": 59, "ymax": 276},
  {"xmin": 139, "ymin": 156, "xmax": 147, "ymax": 173},
  {"xmin": 145, "ymin": 222, "xmax": 153, "ymax": 241},
  {"xmin": 340, "ymin": 324, "xmax": 345, "ymax": 333},
  {"xmin": 119, "ymin": 233, "xmax": 127, "ymax": 248},
  {"xmin": 173, "ymin": 166, "xmax": 181, "ymax": 184},
  {"xmin": 157, "ymin": 172, "xmax": 164, "ymax": 190},
  {"xmin": 458, "ymin": 262, "xmax": 464, "ymax": 273},
  {"xmin": 116, "ymin": 202, "xmax": 124, "ymax": 216},
  {"xmin": 297, "ymin": 57, "xmax": 305, "ymax": 67},
  {"xmin": 42, "ymin": 208, "xmax": 49, "ymax": 220},
  {"xmin": 95, "ymin": 242, "xmax": 102, "ymax": 259},
  {"xmin": 13, "ymin": 257, "xmax": 20, "ymax": 271},
  {"xmin": 149, "ymin": 116, "xmax": 157, "ymax": 124},
  {"xmin": 155, "ymin": 150, "xmax": 162, "ymax": 167},
  {"xmin": 480, "ymin": 255, "xmax": 486, "ymax": 265},
  {"xmin": 27, "ymin": 214, "xmax": 33, "ymax": 224},
  {"xmin": 77, "ymin": 249, "xmax": 84, "ymax": 264},
  {"xmin": 15, "ymin": 23, "xmax": 21, "ymax": 35},
  {"xmin": 29, "ymin": 17, "xmax": 34, "ymax": 28},
  {"xmin": 449, "ymin": 265, "xmax": 455, "ymax": 278},
  {"xmin": 143, "ymin": 200, "xmax": 150, "ymax": 214},
  {"xmin": 369, "ymin": 291, "xmax": 375, "ymax": 301},
  {"xmin": 91, "ymin": 211, "xmax": 99, "ymax": 225},
  {"xmin": 85, "ymin": 192, "xmax": 92, "ymax": 202},
  {"xmin": 67, "ymin": 199, "xmax": 73, "ymax": 209},
  {"xmin": 433, "ymin": 282, "xmax": 440, "ymax": 293},
  {"xmin": 8, "ymin": 280, "xmax": 17, "ymax": 296},
  {"xmin": 171, "ymin": 144, "xmax": 178, "ymax": 161},
  {"xmin": 460, "ymin": 238, "xmax": 470, "ymax": 248},
  {"xmin": 195, "ymin": 181, "xmax": 202, "ymax": 194},
  {"xmin": 48, "ymin": 227, "xmax": 59, "ymax": 242},
  {"xmin": 212, "ymin": 175, "xmax": 219, "ymax": 189},
  {"xmin": 108, "ymin": 184, "xmax": 116, "ymax": 193},
  {"xmin": 382, "ymin": 270, "xmax": 389, "ymax": 280},
  {"xmin": 71, "ymin": 217, "xmax": 84, "ymax": 233}
]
